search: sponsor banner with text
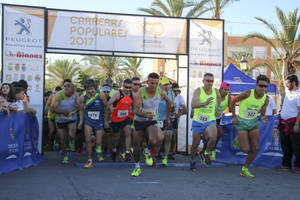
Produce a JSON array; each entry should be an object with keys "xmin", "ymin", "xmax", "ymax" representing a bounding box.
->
[{"xmin": 2, "ymin": 5, "xmax": 45, "ymax": 152}]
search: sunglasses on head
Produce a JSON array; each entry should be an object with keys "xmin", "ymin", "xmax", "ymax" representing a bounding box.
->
[
  {"xmin": 258, "ymin": 84, "xmax": 268, "ymax": 88},
  {"xmin": 125, "ymin": 86, "xmax": 132, "ymax": 89},
  {"xmin": 205, "ymin": 80, "xmax": 214, "ymax": 83}
]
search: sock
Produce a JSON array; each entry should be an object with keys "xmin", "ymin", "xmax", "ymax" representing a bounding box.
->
[
  {"xmin": 96, "ymin": 145, "xmax": 102, "ymax": 152},
  {"xmin": 88, "ymin": 159, "xmax": 92, "ymax": 162},
  {"xmin": 126, "ymin": 150, "xmax": 130, "ymax": 154},
  {"xmin": 135, "ymin": 162, "xmax": 140, "ymax": 168},
  {"xmin": 144, "ymin": 148, "xmax": 150, "ymax": 154}
]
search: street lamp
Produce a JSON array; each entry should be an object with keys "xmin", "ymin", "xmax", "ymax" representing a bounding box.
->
[{"xmin": 240, "ymin": 55, "xmax": 248, "ymax": 72}]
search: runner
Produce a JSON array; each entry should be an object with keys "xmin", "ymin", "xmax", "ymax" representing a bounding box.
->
[
  {"xmin": 131, "ymin": 72, "xmax": 171, "ymax": 176},
  {"xmin": 81, "ymin": 80, "xmax": 109, "ymax": 168},
  {"xmin": 45, "ymin": 86, "xmax": 62, "ymax": 151},
  {"xmin": 212, "ymin": 82, "xmax": 231, "ymax": 161},
  {"xmin": 51, "ymin": 80, "xmax": 83, "ymax": 164},
  {"xmin": 230, "ymin": 75, "xmax": 269, "ymax": 178},
  {"xmin": 132, "ymin": 77, "xmax": 141, "ymax": 95},
  {"xmin": 171, "ymin": 83, "xmax": 187, "ymax": 160},
  {"xmin": 108, "ymin": 79, "xmax": 134, "ymax": 161},
  {"xmin": 190, "ymin": 73, "xmax": 221, "ymax": 170},
  {"xmin": 157, "ymin": 77, "xmax": 173, "ymax": 167}
]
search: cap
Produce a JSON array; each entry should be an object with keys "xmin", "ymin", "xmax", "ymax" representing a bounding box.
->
[
  {"xmin": 102, "ymin": 86, "xmax": 111, "ymax": 92},
  {"xmin": 159, "ymin": 77, "xmax": 170, "ymax": 85},
  {"xmin": 220, "ymin": 82, "xmax": 230, "ymax": 89}
]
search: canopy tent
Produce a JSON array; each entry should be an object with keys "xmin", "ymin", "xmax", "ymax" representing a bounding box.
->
[{"xmin": 224, "ymin": 63, "xmax": 277, "ymax": 94}]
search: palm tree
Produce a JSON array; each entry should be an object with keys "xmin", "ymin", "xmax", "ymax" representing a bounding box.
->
[
  {"xmin": 243, "ymin": 7, "xmax": 300, "ymax": 75},
  {"xmin": 81, "ymin": 56, "xmax": 123, "ymax": 80},
  {"xmin": 46, "ymin": 59, "xmax": 80, "ymax": 85},
  {"xmin": 207, "ymin": 0, "xmax": 239, "ymax": 19},
  {"xmin": 121, "ymin": 57, "xmax": 144, "ymax": 78},
  {"xmin": 260, "ymin": 58, "xmax": 285, "ymax": 105},
  {"xmin": 228, "ymin": 51, "xmax": 261, "ymax": 76},
  {"xmin": 138, "ymin": 0, "xmax": 210, "ymax": 17}
]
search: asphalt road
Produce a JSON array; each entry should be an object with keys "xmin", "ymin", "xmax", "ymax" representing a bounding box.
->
[{"xmin": 0, "ymin": 152, "xmax": 299, "ymax": 200}]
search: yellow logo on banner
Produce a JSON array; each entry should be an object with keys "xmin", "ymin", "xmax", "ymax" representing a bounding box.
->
[{"xmin": 145, "ymin": 22, "xmax": 164, "ymax": 39}]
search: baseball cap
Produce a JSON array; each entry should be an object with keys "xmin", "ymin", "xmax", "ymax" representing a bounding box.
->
[
  {"xmin": 159, "ymin": 77, "xmax": 170, "ymax": 85},
  {"xmin": 102, "ymin": 86, "xmax": 111, "ymax": 92},
  {"xmin": 220, "ymin": 82, "xmax": 230, "ymax": 89}
]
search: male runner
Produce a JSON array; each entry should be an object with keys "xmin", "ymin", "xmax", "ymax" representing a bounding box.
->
[
  {"xmin": 108, "ymin": 79, "xmax": 134, "ymax": 161},
  {"xmin": 157, "ymin": 77, "xmax": 173, "ymax": 166},
  {"xmin": 230, "ymin": 75, "xmax": 269, "ymax": 178},
  {"xmin": 190, "ymin": 73, "xmax": 221, "ymax": 170},
  {"xmin": 52, "ymin": 81, "xmax": 83, "ymax": 164},
  {"xmin": 131, "ymin": 72, "xmax": 171, "ymax": 176},
  {"xmin": 81, "ymin": 79, "xmax": 109, "ymax": 168}
]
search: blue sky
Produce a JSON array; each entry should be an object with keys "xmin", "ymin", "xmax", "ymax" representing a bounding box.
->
[{"xmin": 1, "ymin": 0, "xmax": 299, "ymax": 77}]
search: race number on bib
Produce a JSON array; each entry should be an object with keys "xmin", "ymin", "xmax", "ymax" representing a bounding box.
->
[
  {"xmin": 197, "ymin": 114, "xmax": 209, "ymax": 123},
  {"xmin": 88, "ymin": 111, "xmax": 100, "ymax": 120},
  {"xmin": 118, "ymin": 110, "xmax": 128, "ymax": 118},
  {"xmin": 156, "ymin": 120, "xmax": 164, "ymax": 128},
  {"xmin": 244, "ymin": 109, "xmax": 258, "ymax": 119}
]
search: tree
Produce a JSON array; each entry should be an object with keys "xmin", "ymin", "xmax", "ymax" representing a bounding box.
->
[
  {"xmin": 46, "ymin": 59, "xmax": 80, "ymax": 85},
  {"xmin": 81, "ymin": 56, "xmax": 123, "ymax": 80},
  {"xmin": 121, "ymin": 57, "xmax": 144, "ymax": 78},
  {"xmin": 260, "ymin": 58, "xmax": 285, "ymax": 105},
  {"xmin": 207, "ymin": 0, "xmax": 239, "ymax": 19},
  {"xmin": 228, "ymin": 51, "xmax": 261, "ymax": 76},
  {"xmin": 138, "ymin": 0, "xmax": 210, "ymax": 17},
  {"xmin": 243, "ymin": 7, "xmax": 300, "ymax": 75}
]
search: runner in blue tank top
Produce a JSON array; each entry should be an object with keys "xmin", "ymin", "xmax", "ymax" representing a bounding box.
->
[{"xmin": 80, "ymin": 79, "xmax": 109, "ymax": 168}]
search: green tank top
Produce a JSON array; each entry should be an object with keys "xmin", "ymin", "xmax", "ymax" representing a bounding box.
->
[
  {"xmin": 220, "ymin": 94, "xmax": 229, "ymax": 113},
  {"xmin": 238, "ymin": 89, "xmax": 266, "ymax": 120},
  {"xmin": 193, "ymin": 87, "xmax": 217, "ymax": 123}
]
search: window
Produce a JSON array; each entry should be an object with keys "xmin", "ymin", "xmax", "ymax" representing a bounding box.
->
[
  {"xmin": 253, "ymin": 46, "xmax": 267, "ymax": 59},
  {"xmin": 227, "ymin": 45, "xmax": 252, "ymax": 58},
  {"xmin": 252, "ymin": 67, "xmax": 267, "ymax": 79}
]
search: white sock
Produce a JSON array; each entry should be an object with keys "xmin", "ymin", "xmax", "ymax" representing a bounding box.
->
[
  {"xmin": 135, "ymin": 162, "xmax": 140, "ymax": 168},
  {"xmin": 145, "ymin": 148, "xmax": 150, "ymax": 154},
  {"xmin": 126, "ymin": 150, "xmax": 130, "ymax": 154},
  {"xmin": 112, "ymin": 148, "xmax": 117, "ymax": 152},
  {"xmin": 88, "ymin": 159, "xmax": 92, "ymax": 162}
]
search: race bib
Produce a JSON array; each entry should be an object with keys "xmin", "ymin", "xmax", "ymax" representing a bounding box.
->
[
  {"xmin": 117, "ymin": 110, "xmax": 128, "ymax": 118},
  {"xmin": 156, "ymin": 120, "xmax": 164, "ymax": 128},
  {"xmin": 88, "ymin": 111, "xmax": 100, "ymax": 120},
  {"xmin": 244, "ymin": 109, "xmax": 258, "ymax": 119},
  {"xmin": 142, "ymin": 110, "xmax": 155, "ymax": 115},
  {"xmin": 197, "ymin": 114, "xmax": 209, "ymax": 123}
]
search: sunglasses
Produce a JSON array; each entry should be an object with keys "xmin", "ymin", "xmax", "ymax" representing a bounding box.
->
[
  {"xmin": 258, "ymin": 84, "xmax": 268, "ymax": 88},
  {"xmin": 63, "ymin": 84, "xmax": 71, "ymax": 87},
  {"xmin": 133, "ymin": 83, "xmax": 141, "ymax": 86},
  {"xmin": 103, "ymin": 91, "xmax": 110, "ymax": 93},
  {"xmin": 173, "ymin": 90, "xmax": 180, "ymax": 92},
  {"xmin": 125, "ymin": 86, "xmax": 132, "ymax": 89},
  {"xmin": 205, "ymin": 80, "xmax": 214, "ymax": 83}
]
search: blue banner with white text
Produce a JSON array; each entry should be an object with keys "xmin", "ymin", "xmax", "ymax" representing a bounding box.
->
[
  {"xmin": 0, "ymin": 112, "xmax": 43, "ymax": 174},
  {"xmin": 216, "ymin": 116, "xmax": 282, "ymax": 168}
]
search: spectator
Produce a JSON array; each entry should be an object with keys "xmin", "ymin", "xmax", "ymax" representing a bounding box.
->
[
  {"xmin": 18, "ymin": 80, "xmax": 30, "ymax": 107},
  {"xmin": 11, "ymin": 87, "xmax": 36, "ymax": 114},
  {"xmin": 0, "ymin": 83, "xmax": 16, "ymax": 107},
  {"xmin": 265, "ymin": 95, "xmax": 277, "ymax": 115}
]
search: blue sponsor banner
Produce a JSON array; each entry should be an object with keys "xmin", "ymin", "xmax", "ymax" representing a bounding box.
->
[
  {"xmin": 216, "ymin": 115, "xmax": 282, "ymax": 168},
  {"xmin": 0, "ymin": 112, "xmax": 43, "ymax": 174}
]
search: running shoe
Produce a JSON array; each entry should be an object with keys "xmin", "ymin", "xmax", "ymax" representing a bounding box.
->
[
  {"xmin": 120, "ymin": 152, "xmax": 126, "ymax": 161},
  {"xmin": 125, "ymin": 153, "xmax": 131, "ymax": 162},
  {"xmin": 131, "ymin": 168, "xmax": 141, "ymax": 177},
  {"xmin": 291, "ymin": 167, "xmax": 300, "ymax": 174},
  {"xmin": 168, "ymin": 154, "xmax": 175, "ymax": 160},
  {"xmin": 61, "ymin": 156, "xmax": 69, "ymax": 164},
  {"xmin": 69, "ymin": 140, "xmax": 76, "ymax": 152},
  {"xmin": 162, "ymin": 156, "xmax": 168, "ymax": 167},
  {"xmin": 190, "ymin": 161, "xmax": 196, "ymax": 170},
  {"xmin": 83, "ymin": 160, "xmax": 93, "ymax": 168},
  {"xmin": 143, "ymin": 151, "xmax": 153, "ymax": 166},
  {"xmin": 112, "ymin": 151, "xmax": 117, "ymax": 162},
  {"xmin": 233, "ymin": 136, "xmax": 240, "ymax": 149},
  {"xmin": 211, "ymin": 150, "xmax": 216, "ymax": 161},
  {"xmin": 240, "ymin": 166, "xmax": 255, "ymax": 178},
  {"xmin": 203, "ymin": 151, "xmax": 212, "ymax": 165}
]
